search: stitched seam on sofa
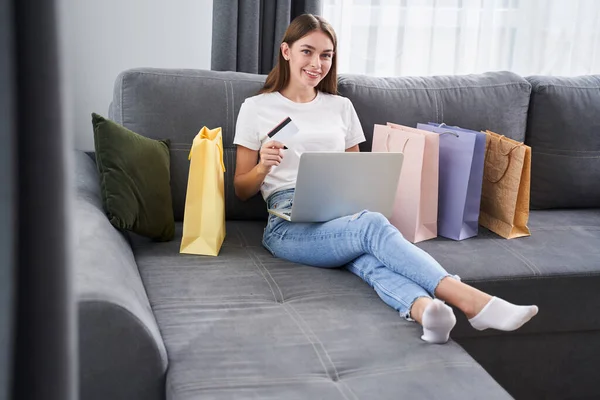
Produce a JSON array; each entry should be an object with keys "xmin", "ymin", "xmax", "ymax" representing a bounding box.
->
[
  {"xmin": 439, "ymin": 89, "xmax": 444, "ymax": 120},
  {"xmin": 176, "ymin": 376, "xmax": 350, "ymax": 393},
  {"xmin": 249, "ymin": 248, "xmax": 285, "ymax": 303},
  {"xmin": 284, "ymin": 292, "xmax": 376, "ymax": 304},
  {"xmin": 339, "ymin": 81, "xmax": 530, "ymax": 91},
  {"xmin": 223, "ymin": 80, "xmax": 229, "ymax": 143},
  {"xmin": 152, "ymin": 293, "xmax": 373, "ymax": 309},
  {"xmin": 534, "ymin": 84, "xmax": 600, "ymax": 90},
  {"xmin": 247, "ymin": 252, "xmax": 280, "ymax": 303},
  {"xmin": 234, "ymin": 223, "xmax": 249, "ymax": 247},
  {"xmin": 250, "ymin": 249, "xmax": 285, "ymax": 302},
  {"xmin": 123, "ymin": 70, "xmax": 266, "ymax": 84},
  {"xmin": 531, "ymin": 147, "xmax": 600, "ymax": 153},
  {"xmin": 152, "ymin": 300, "xmax": 281, "ymax": 311},
  {"xmin": 286, "ymin": 304, "xmax": 343, "ymax": 383},
  {"xmin": 285, "ymin": 303, "xmax": 354, "ymax": 397},
  {"xmin": 433, "ymin": 89, "xmax": 439, "ymax": 121},
  {"xmin": 229, "ymin": 80, "xmax": 235, "ymax": 138},
  {"xmin": 239, "ymin": 228, "xmax": 284, "ymax": 303},
  {"xmin": 464, "ymin": 272, "xmax": 600, "ymax": 283},
  {"xmin": 81, "ymin": 299, "xmax": 168, "ymax": 371},
  {"xmin": 530, "ymin": 226, "xmax": 600, "ymax": 232},
  {"xmin": 228, "ymin": 81, "xmax": 236, "ymax": 212},
  {"xmin": 341, "ymin": 361, "xmax": 476, "ymax": 380},
  {"xmin": 533, "ymin": 152, "xmax": 600, "ymax": 159},
  {"xmin": 492, "ymin": 239, "xmax": 542, "ymax": 275},
  {"xmin": 281, "ymin": 303, "xmax": 347, "ymax": 395},
  {"xmin": 223, "ymin": 81, "xmax": 233, "ymax": 211},
  {"xmin": 238, "ymin": 240, "xmax": 279, "ymax": 302}
]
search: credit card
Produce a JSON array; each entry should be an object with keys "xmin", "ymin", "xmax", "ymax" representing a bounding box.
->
[{"xmin": 266, "ymin": 117, "xmax": 299, "ymax": 146}]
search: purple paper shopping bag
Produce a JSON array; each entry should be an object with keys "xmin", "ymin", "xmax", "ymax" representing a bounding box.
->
[{"xmin": 417, "ymin": 123, "xmax": 486, "ymax": 240}]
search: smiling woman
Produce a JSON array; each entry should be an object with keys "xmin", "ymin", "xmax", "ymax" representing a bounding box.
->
[
  {"xmin": 259, "ymin": 14, "xmax": 338, "ymax": 100},
  {"xmin": 232, "ymin": 13, "xmax": 538, "ymax": 345}
]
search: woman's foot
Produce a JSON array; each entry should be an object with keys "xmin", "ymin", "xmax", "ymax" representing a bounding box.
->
[
  {"xmin": 434, "ymin": 277, "xmax": 538, "ymax": 332},
  {"xmin": 419, "ymin": 299, "xmax": 456, "ymax": 344},
  {"xmin": 468, "ymin": 296, "xmax": 538, "ymax": 331}
]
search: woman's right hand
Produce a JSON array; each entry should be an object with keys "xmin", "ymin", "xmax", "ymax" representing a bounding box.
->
[{"xmin": 257, "ymin": 140, "xmax": 286, "ymax": 175}]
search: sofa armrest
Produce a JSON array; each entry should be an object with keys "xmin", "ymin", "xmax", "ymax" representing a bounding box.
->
[{"xmin": 73, "ymin": 150, "xmax": 167, "ymax": 400}]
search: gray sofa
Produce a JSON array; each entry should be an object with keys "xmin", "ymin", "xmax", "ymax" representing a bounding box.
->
[{"xmin": 74, "ymin": 68, "xmax": 600, "ymax": 400}]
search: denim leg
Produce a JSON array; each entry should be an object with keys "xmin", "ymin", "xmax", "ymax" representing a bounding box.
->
[
  {"xmin": 263, "ymin": 209, "xmax": 452, "ymax": 296},
  {"xmin": 346, "ymin": 254, "xmax": 431, "ymax": 319}
]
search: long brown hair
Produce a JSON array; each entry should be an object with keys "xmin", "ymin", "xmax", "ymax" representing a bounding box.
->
[{"xmin": 260, "ymin": 14, "xmax": 338, "ymax": 95}]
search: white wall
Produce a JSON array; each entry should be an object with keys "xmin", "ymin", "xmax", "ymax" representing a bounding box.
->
[{"xmin": 58, "ymin": 0, "xmax": 213, "ymax": 151}]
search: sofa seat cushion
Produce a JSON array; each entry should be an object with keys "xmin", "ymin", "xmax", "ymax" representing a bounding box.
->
[
  {"xmin": 417, "ymin": 209, "xmax": 600, "ymax": 337},
  {"xmin": 130, "ymin": 222, "xmax": 511, "ymax": 400}
]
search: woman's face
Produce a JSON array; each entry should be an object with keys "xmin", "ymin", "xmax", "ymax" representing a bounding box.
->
[{"xmin": 281, "ymin": 30, "xmax": 334, "ymax": 90}]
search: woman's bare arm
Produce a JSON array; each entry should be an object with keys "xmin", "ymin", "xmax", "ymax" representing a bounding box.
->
[{"xmin": 234, "ymin": 141, "xmax": 285, "ymax": 201}]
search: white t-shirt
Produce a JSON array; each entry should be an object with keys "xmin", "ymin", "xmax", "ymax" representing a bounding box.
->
[{"xmin": 233, "ymin": 91, "xmax": 366, "ymax": 201}]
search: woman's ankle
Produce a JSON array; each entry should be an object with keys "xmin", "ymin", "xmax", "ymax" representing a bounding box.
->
[
  {"xmin": 464, "ymin": 293, "xmax": 493, "ymax": 319},
  {"xmin": 410, "ymin": 297, "xmax": 433, "ymax": 324},
  {"xmin": 434, "ymin": 278, "xmax": 492, "ymax": 319}
]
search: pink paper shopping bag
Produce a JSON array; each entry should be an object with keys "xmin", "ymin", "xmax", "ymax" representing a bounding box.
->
[{"xmin": 372, "ymin": 123, "xmax": 439, "ymax": 243}]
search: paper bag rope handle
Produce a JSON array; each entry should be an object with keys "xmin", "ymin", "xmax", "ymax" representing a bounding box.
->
[
  {"xmin": 384, "ymin": 127, "xmax": 456, "ymax": 153},
  {"xmin": 435, "ymin": 123, "xmax": 461, "ymax": 138},
  {"xmin": 385, "ymin": 133, "xmax": 410, "ymax": 153},
  {"xmin": 484, "ymin": 134, "xmax": 523, "ymax": 184}
]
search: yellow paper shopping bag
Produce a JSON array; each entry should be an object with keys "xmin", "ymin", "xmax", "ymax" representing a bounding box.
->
[{"xmin": 180, "ymin": 126, "xmax": 226, "ymax": 256}]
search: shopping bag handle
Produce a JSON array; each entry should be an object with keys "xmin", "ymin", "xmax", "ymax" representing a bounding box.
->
[
  {"xmin": 440, "ymin": 131, "xmax": 459, "ymax": 137},
  {"xmin": 484, "ymin": 134, "xmax": 523, "ymax": 184},
  {"xmin": 432, "ymin": 123, "xmax": 461, "ymax": 137},
  {"xmin": 188, "ymin": 130, "xmax": 226, "ymax": 172},
  {"xmin": 385, "ymin": 132, "xmax": 410, "ymax": 153}
]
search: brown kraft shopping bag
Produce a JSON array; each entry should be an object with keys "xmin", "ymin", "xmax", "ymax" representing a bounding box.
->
[{"xmin": 479, "ymin": 130, "xmax": 531, "ymax": 239}]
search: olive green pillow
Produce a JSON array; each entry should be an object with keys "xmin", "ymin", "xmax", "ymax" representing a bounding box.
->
[{"xmin": 92, "ymin": 113, "xmax": 175, "ymax": 241}]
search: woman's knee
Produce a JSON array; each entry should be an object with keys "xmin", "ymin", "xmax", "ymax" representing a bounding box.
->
[{"xmin": 351, "ymin": 210, "xmax": 388, "ymax": 226}]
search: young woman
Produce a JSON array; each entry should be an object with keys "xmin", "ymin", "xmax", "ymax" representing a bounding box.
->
[{"xmin": 233, "ymin": 14, "xmax": 538, "ymax": 344}]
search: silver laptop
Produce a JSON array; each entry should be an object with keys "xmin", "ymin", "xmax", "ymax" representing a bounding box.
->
[{"xmin": 268, "ymin": 152, "xmax": 404, "ymax": 222}]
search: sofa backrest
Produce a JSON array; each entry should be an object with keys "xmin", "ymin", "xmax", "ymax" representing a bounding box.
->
[
  {"xmin": 338, "ymin": 71, "xmax": 531, "ymax": 151},
  {"xmin": 524, "ymin": 75, "xmax": 600, "ymax": 209},
  {"xmin": 109, "ymin": 68, "xmax": 268, "ymax": 221},
  {"xmin": 110, "ymin": 68, "xmax": 531, "ymax": 221}
]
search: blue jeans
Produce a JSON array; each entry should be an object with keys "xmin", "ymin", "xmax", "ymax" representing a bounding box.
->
[{"xmin": 263, "ymin": 189, "xmax": 456, "ymax": 320}]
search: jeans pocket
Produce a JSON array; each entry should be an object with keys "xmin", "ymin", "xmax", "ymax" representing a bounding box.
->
[
  {"xmin": 267, "ymin": 197, "xmax": 293, "ymax": 226},
  {"xmin": 271, "ymin": 198, "xmax": 293, "ymax": 211}
]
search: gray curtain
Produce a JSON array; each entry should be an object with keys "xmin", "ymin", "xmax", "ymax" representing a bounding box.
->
[
  {"xmin": 211, "ymin": 0, "xmax": 323, "ymax": 74},
  {"xmin": 1, "ymin": 0, "xmax": 76, "ymax": 399},
  {"xmin": 0, "ymin": 0, "xmax": 15, "ymax": 398}
]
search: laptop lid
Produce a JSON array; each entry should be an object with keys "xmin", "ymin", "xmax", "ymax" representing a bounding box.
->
[{"xmin": 289, "ymin": 152, "xmax": 404, "ymax": 222}]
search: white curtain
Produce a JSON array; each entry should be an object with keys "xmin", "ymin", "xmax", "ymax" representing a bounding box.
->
[{"xmin": 323, "ymin": 0, "xmax": 600, "ymax": 77}]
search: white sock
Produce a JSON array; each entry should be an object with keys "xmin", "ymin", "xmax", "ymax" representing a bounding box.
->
[
  {"xmin": 469, "ymin": 297, "xmax": 538, "ymax": 331},
  {"xmin": 420, "ymin": 299, "xmax": 456, "ymax": 344}
]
